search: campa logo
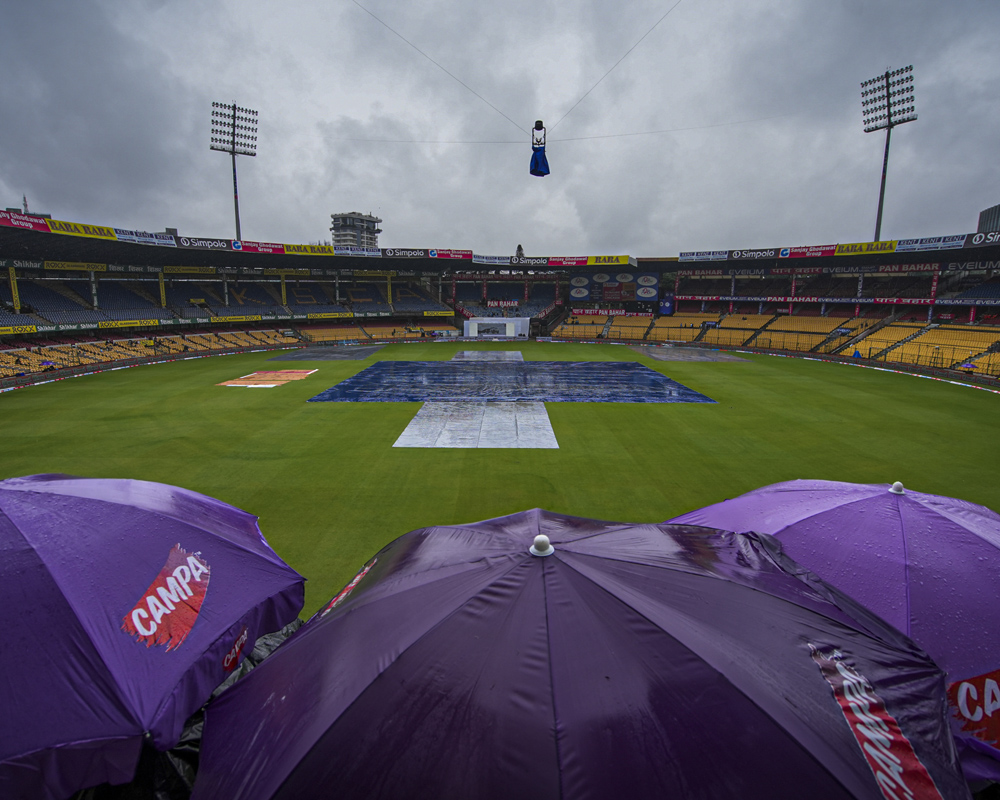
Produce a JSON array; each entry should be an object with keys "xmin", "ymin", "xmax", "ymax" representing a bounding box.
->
[
  {"xmin": 122, "ymin": 544, "xmax": 211, "ymax": 651},
  {"xmin": 223, "ymin": 626, "xmax": 250, "ymax": 672},
  {"xmin": 810, "ymin": 645, "xmax": 944, "ymax": 800}
]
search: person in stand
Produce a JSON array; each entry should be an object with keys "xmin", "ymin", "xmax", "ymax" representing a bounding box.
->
[{"xmin": 530, "ymin": 120, "xmax": 549, "ymax": 177}]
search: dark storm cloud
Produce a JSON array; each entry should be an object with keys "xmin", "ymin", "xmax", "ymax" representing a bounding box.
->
[
  {"xmin": 0, "ymin": 1, "xmax": 210, "ymax": 230},
  {"xmin": 1, "ymin": 0, "xmax": 998, "ymax": 255}
]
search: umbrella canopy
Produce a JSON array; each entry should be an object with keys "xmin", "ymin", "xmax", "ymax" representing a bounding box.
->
[
  {"xmin": 0, "ymin": 474, "xmax": 305, "ymax": 800},
  {"xmin": 670, "ymin": 479, "xmax": 1000, "ymax": 782},
  {"xmin": 193, "ymin": 509, "xmax": 969, "ymax": 800}
]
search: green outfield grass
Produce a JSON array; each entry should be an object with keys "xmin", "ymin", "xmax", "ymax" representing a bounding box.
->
[{"xmin": 2, "ymin": 340, "xmax": 998, "ymax": 615}]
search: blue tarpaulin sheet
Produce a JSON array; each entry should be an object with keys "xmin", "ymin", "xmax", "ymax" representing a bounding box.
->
[{"xmin": 308, "ymin": 361, "xmax": 715, "ymax": 404}]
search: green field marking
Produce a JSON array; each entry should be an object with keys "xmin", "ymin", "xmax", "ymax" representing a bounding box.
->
[{"xmin": 1, "ymin": 342, "xmax": 997, "ymax": 615}]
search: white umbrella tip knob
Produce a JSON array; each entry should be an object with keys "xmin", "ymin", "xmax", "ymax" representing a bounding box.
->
[
  {"xmin": 529, "ymin": 534, "xmax": 554, "ymax": 557},
  {"xmin": 889, "ymin": 481, "xmax": 905, "ymax": 495}
]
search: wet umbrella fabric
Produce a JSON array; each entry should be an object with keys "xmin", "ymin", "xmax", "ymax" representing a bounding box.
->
[
  {"xmin": 0, "ymin": 474, "xmax": 305, "ymax": 800},
  {"xmin": 670, "ymin": 479, "xmax": 1000, "ymax": 782},
  {"xmin": 193, "ymin": 510, "xmax": 969, "ymax": 800}
]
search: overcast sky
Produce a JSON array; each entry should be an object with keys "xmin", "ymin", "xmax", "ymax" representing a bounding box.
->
[{"xmin": 1, "ymin": 0, "xmax": 998, "ymax": 258}]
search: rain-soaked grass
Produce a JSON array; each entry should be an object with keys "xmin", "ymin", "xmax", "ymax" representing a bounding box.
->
[{"xmin": 1, "ymin": 341, "xmax": 997, "ymax": 615}]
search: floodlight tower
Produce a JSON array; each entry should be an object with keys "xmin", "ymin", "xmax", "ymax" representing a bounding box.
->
[
  {"xmin": 210, "ymin": 102, "xmax": 258, "ymax": 241},
  {"xmin": 861, "ymin": 66, "xmax": 916, "ymax": 242}
]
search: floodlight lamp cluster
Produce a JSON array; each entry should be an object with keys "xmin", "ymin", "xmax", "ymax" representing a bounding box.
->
[
  {"xmin": 210, "ymin": 102, "xmax": 259, "ymax": 157},
  {"xmin": 860, "ymin": 66, "xmax": 916, "ymax": 133}
]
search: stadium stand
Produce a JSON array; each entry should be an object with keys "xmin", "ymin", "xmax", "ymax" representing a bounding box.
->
[
  {"xmin": 849, "ymin": 323, "xmax": 927, "ymax": 360},
  {"xmin": 389, "ymin": 284, "xmax": 451, "ymax": 314},
  {"xmin": 0, "ymin": 309, "xmax": 44, "ymax": 326},
  {"xmin": 718, "ymin": 313, "xmax": 774, "ymax": 330},
  {"xmin": 95, "ymin": 280, "xmax": 175, "ymax": 321},
  {"xmin": 298, "ymin": 324, "xmax": 368, "ymax": 343},
  {"xmin": 283, "ymin": 283, "xmax": 351, "ymax": 316},
  {"xmin": 521, "ymin": 284, "xmax": 556, "ymax": 318},
  {"xmin": 15, "ymin": 280, "xmax": 110, "ymax": 325},
  {"xmin": 163, "ymin": 284, "xmax": 213, "ymax": 319},
  {"xmin": 880, "ymin": 324, "xmax": 1000, "ymax": 369},
  {"xmin": 645, "ymin": 314, "xmax": 720, "ymax": 343},
  {"xmin": 211, "ymin": 283, "xmax": 286, "ymax": 317},
  {"xmin": 551, "ymin": 314, "xmax": 609, "ymax": 340},
  {"xmin": 340, "ymin": 283, "xmax": 393, "ymax": 315},
  {"xmin": 766, "ymin": 316, "xmax": 851, "ymax": 333},
  {"xmin": 970, "ymin": 351, "xmax": 1000, "ymax": 377},
  {"xmin": 698, "ymin": 326, "xmax": 754, "ymax": 347},
  {"xmin": 606, "ymin": 316, "xmax": 654, "ymax": 341}
]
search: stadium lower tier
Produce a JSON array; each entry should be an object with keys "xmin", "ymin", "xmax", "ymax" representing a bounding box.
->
[
  {"xmin": 0, "ymin": 323, "xmax": 462, "ymax": 380},
  {"xmin": 550, "ymin": 312, "xmax": 1000, "ymax": 378},
  {"xmin": 2, "ymin": 312, "xmax": 997, "ymax": 382}
]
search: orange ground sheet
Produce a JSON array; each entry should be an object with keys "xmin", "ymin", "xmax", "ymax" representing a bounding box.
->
[{"xmin": 218, "ymin": 369, "xmax": 317, "ymax": 387}]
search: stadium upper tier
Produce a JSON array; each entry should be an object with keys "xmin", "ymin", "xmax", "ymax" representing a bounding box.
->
[{"xmin": 2, "ymin": 206, "xmax": 1000, "ymax": 273}]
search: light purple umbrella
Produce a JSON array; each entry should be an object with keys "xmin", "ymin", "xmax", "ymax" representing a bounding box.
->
[
  {"xmin": 0, "ymin": 474, "xmax": 305, "ymax": 800},
  {"xmin": 670, "ymin": 479, "xmax": 1000, "ymax": 783},
  {"xmin": 193, "ymin": 509, "xmax": 970, "ymax": 800}
]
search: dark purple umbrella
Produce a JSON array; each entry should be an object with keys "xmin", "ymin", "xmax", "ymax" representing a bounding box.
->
[
  {"xmin": 0, "ymin": 474, "xmax": 305, "ymax": 800},
  {"xmin": 193, "ymin": 509, "xmax": 969, "ymax": 800},
  {"xmin": 670, "ymin": 479, "xmax": 1000, "ymax": 783}
]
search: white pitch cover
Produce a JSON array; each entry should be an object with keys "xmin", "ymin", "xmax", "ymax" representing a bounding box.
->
[{"xmin": 393, "ymin": 401, "xmax": 559, "ymax": 449}]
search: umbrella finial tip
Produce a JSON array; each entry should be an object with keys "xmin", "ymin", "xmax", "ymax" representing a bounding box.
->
[
  {"xmin": 529, "ymin": 534, "xmax": 554, "ymax": 557},
  {"xmin": 890, "ymin": 481, "xmax": 905, "ymax": 495}
]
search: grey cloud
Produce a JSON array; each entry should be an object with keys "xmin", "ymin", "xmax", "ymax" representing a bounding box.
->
[{"xmin": 2, "ymin": 0, "xmax": 998, "ymax": 256}]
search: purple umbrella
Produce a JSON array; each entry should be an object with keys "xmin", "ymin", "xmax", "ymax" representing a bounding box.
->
[
  {"xmin": 0, "ymin": 474, "xmax": 305, "ymax": 800},
  {"xmin": 670, "ymin": 479, "xmax": 1000, "ymax": 783},
  {"xmin": 193, "ymin": 509, "xmax": 969, "ymax": 800}
]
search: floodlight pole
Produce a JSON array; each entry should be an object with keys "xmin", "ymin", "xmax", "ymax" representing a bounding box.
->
[
  {"xmin": 874, "ymin": 100, "xmax": 893, "ymax": 243},
  {"xmin": 861, "ymin": 66, "xmax": 916, "ymax": 242},
  {"xmin": 231, "ymin": 148, "xmax": 242, "ymax": 242},
  {"xmin": 211, "ymin": 101, "xmax": 258, "ymax": 241}
]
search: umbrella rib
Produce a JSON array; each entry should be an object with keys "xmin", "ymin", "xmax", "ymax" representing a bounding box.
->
[
  {"xmin": 548, "ymin": 552, "xmax": 868, "ymax": 796},
  {"xmin": 267, "ymin": 555, "xmax": 538, "ymax": 796},
  {"xmin": 540, "ymin": 558, "xmax": 567, "ymax": 800},
  {"xmin": 895, "ymin": 499, "xmax": 914, "ymax": 638}
]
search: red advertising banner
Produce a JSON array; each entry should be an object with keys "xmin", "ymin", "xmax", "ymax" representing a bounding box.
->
[
  {"xmin": 548, "ymin": 256, "xmax": 589, "ymax": 267},
  {"xmin": 0, "ymin": 210, "xmax": 51, "ymax": 233},
  {"xmin": 779, "ymin": 245, "xmax": 837, "ymax": 258},
  {"xmin": 430, "ymin": 249, "xmax": 473, "ymax": 259},
  {"xmin": 872, "ymin": 298, "xmax": 935, "ymax": 305},
  {"xmin": 236, "ymin": 240, "xmax": 286, "ymax": 254},
  {"xmin": 771, "ymin": 267, "xmax": 824, "ymax": 275}
]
